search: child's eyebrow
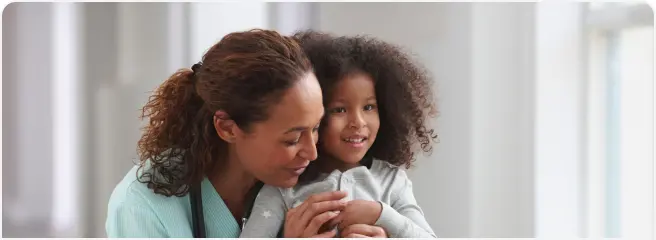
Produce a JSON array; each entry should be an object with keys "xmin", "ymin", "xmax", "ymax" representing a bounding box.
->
[{"xmin": 329, "ymin": 98, "xmax": 346, "ymax": 104}]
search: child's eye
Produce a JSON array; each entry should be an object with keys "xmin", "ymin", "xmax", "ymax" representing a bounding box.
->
[
  {"xmin": 329, "ymin": 107, "xmax": 346, "ymax": 113},
  {"xmin": 364, "ymin": 104, "xmax": 377, "ymax": 111}
]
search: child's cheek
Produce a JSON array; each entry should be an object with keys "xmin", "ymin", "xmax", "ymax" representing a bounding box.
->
[
  {"xmin": 320, "ymin": 116, "xmax": 344, "ymax": 154},
  {"xmin": 366, "ymin": 113, "xmax": 381, "ymax": 142},
  {"xmin": 324, "ymin": 115, "xmax": 346, "ymax": 140}
]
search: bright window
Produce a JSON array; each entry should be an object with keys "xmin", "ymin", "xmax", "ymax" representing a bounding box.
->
[{"xmin": 584, "ymin": 2, "xmax": 653, "ymax": 238}]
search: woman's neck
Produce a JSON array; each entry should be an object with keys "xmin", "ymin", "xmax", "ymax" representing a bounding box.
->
[{"xmin": 208, "ymin": 152, "xmax": 257, "ymax": 222}]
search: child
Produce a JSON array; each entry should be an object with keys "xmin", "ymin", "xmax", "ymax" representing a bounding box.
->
[{"xmin": 239, "ymin": 31, "xmax": 438, "ymax": 238}]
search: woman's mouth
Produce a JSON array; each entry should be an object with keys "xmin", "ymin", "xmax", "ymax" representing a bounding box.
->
[{"xmin": 288, "ymin": 165, "xmax": 308, "ymax": 176}]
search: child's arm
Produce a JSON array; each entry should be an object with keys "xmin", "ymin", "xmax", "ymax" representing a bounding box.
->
[
  {"xmin": 374, "ymin": 169, "xmax": 437, "ymax": 238},
  {"xmin": 239, "ymin": 185, "xmax": 287, "ymax": 238}
]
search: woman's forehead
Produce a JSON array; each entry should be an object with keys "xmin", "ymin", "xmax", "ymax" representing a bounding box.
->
[{"xmin": 261, "ymin": 73, "xmax": 324, "ymax": 131}]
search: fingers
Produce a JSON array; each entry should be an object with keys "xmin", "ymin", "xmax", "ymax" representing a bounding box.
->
[
  {"xmin": 341, "ymin": 224, "xmax": 364, "ymax": 237},
  {"xmin": 326, "ymin": 213, "xmax": 343, "ymax": 230},
  {"xmin": 335, "ymin": 209, "xmax": 358, "ymax": 231},
  {"xmin": 294, "ymin": 191, "xmax": 346, "ymax": 222},
  {"xmin": 284, "ymin": 191, "xmax": 348, "ymax": 238},
  {"xmin": 300, "ymin": 201, "xmax": 346, "ymax": 226},
  {"xmin": 319, "ymin": 216, "xmax": 339, "ymax": 233},
  {"xmin": 313, "ymin": 228, "xmax": 338, "ymax": 238},
  {"xmin": 304, "ymin": 211, "xmax": 340, "ymax": 237},
  {"xmin": 335, "ymin": 212, "xmax": 349, "ymax": 230},
  {"xmin": 370, "ymin": 227, "xmax": 387, "ymax": 238},
  {"xmin": 341, "ymin": 224, "xmax": 386, "ymax": 238},
  {"xmin": 346, "ymin": 233, "xmax": 369, "ymax": 238},
  {"xmin": 305, "ymin": 191, "xmax": 348, "ymax": 204},
  {"xmin": 299, "ymin": 195, "xmax": 347, "ymax": 227}
]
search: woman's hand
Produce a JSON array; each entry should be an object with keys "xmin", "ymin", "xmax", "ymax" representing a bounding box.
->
[
  {"xmin": 283, "ymin": 191, "xmax": 348, "ymax": 238},
  {"xmin": 334, "ymin": 200, "xmax": 383, "ymax": 230},
  {"xmin": 340, "ymin": 224, "xmax": 388, "ymax": 238}
]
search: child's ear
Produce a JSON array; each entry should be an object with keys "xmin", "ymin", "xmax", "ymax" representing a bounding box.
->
[{"xmin": 213, "ymin": 110, "xmax": 240, "ymax": 143}]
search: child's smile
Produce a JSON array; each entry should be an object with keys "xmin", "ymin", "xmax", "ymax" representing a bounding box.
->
[{"xmin": 341, "ymin": 134, "xmax": 368, "ymax": 148}]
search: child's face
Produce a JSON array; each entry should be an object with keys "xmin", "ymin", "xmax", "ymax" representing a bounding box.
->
[{"xmin": 320, "ymin": 72, "xmax": 380, "ymax": 166}]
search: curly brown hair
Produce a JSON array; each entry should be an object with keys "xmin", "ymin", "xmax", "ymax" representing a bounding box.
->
[
  {"xmin": 137, "ymin": 29, "xmax": 312, "ymax": 197},
  {"xmin": 293, "ymin": 30, "xmax": 437, "ymax": 170}
]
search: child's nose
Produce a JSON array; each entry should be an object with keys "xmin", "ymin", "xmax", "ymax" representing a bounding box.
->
[{"xmin": 348, "ymin": 112, "xmax": 366, "ymax": 129}]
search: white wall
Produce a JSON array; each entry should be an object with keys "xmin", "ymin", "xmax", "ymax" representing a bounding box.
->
[
  {"xmin": 268, "ymin": 2, "xmax": 317, "ymax": 36},
  {"xmin": 3, "ymin": 3, "xmax": 55, "ymax": 237},
  {"xmin": 189, "ymin": 2, "xmax": 268, "ymax": 63},
  {"xmin": 91, "ymin": 3, "xmax": 186, "ymax": 236},
  {"xmin": 2, "ymin": 3, "xmax": 269, "ymax": 237},
  {"xmin": 534, "ymin": 1, "xmax": 585, "ymax": 237},
  {"xmin": 470, "ymin": 3, "xmax": 535, "ymax": 237}
]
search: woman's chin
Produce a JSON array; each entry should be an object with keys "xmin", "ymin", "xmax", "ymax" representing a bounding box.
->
[{"xmin": 277, "ymin": 177, "xmax": 300, "ymax": 188}]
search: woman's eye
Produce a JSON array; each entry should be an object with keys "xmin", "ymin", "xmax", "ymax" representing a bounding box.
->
[{"xmin": 284, "ymin": 140, "xmax": 299, "ymax": 146}]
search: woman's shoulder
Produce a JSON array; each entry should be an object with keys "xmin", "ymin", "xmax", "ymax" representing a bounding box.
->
[
  {"xmin": 107, "ymin": 165, "xmax": 188, "ymax": 214},
  {"xmin": 108, "ymin": 165, "xmax": 150, "ymax": 206},
  {"xmin": 106, "ymin": 165, "xmax": 194, "ymax": 237}
]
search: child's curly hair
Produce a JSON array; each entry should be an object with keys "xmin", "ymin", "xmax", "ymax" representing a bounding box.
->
[{"xmin": 293, "ymin": 30, "xmax": 438, "ymax": 169}]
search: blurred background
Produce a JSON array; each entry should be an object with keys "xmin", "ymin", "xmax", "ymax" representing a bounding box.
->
[{"xmin": 2, "ymin": 1, "xmax": 654, "ymax": 238}]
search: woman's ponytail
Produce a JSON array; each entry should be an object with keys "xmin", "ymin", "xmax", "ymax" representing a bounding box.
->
[{"xmin": 136, "ymin": 67, "xmax": 216, "ymax": 197}]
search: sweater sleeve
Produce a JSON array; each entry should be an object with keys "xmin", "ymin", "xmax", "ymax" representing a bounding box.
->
[
  {"xmin": 374, "ymin": 169, "xmax": 437, "ymax": 238},
  {"xmin": 239, "ymin": 185, "xmax": 287, "ymax": 238}
]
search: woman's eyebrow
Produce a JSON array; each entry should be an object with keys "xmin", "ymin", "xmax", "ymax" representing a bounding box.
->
[{"xmin": 284, "ymin": 126, "xmax": 308, "ymax": 134}]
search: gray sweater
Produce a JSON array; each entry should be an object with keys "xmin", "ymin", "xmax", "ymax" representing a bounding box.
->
[{"xmin": 239, "ymin": 159, "xmax": 437, "ymax": 238}]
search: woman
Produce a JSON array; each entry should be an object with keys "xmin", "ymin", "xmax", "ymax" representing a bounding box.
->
[{"xmin": 106, "ymin": 29, "xmax": 386, "ymax": 238}]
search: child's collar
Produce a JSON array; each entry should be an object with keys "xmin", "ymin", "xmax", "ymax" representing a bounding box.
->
[{"xmin": 360, "ymin": 154, "xmax": 374, "ymax": 169}]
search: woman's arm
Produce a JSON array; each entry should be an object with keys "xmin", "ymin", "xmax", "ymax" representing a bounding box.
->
[
  {"xmin": 240, "ymin": 185, "xmax": 287, "ymax": 238},
  {"xmin": 106, "ymin": 200, "xmax": 168, "ymax": 237}
]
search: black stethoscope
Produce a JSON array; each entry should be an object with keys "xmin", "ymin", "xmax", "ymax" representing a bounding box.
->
[{"xmin": 190, "ymin": 181, "xmax": 264, "ymax": 238}]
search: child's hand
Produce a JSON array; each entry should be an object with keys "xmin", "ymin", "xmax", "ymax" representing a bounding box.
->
[
  {"xmin": 334, "ymin": 200, "xmax": 382, "ymax": 230},
  {"xmin": 340, "ymin": 224, "xmax": 387, "ymax": 238}
]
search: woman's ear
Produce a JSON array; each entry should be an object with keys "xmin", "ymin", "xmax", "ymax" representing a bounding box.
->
[{"xmin": 213, "ymin": 110, "xmax": 239, "ymax": 143}]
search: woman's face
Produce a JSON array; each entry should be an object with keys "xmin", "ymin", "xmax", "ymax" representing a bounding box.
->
[{"xmin": 234, "ymin": 72, "xmax": 325, "ymax": 188}]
